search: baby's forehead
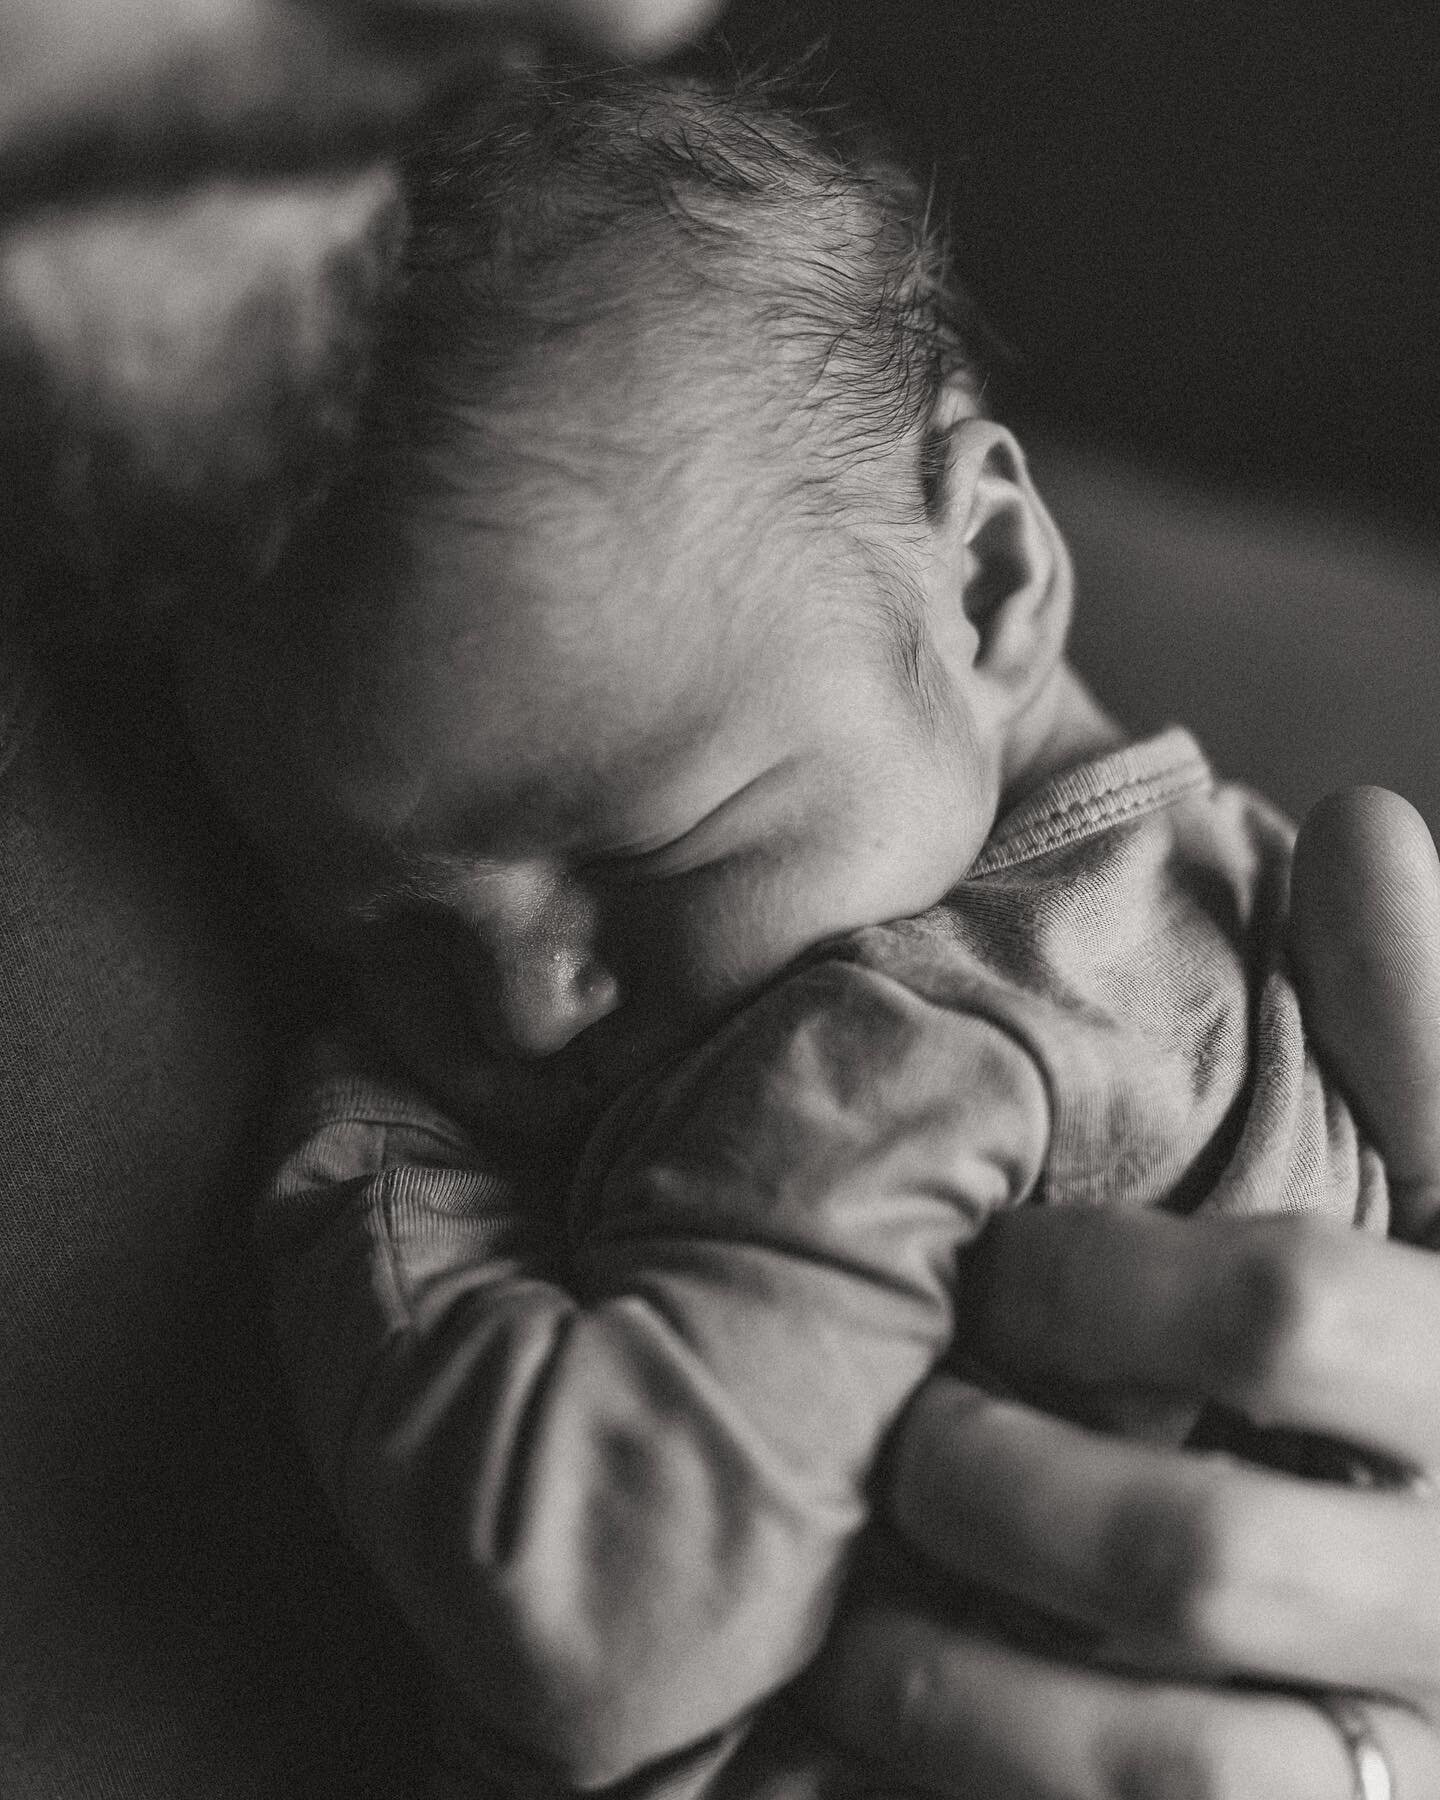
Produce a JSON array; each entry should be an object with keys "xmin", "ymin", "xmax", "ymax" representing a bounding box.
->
[
  {"xmin": 357, "ymin": 319, "xmax": 927, "ymax": 803},
  {"xmin": 319, "ymin": 410, "xmax": 879, "ymax": 756},
  {"xmin": 390, "ymin": 438, "xmax": 800, "ymax": 721},
  {"xmin": 479, "ymin": 256, "xmax": 801, "ymax": 454},
  {"xmin": 464, "ymin": 318, "xmax": 913, "ymax": 607},
  {"xmin": 459, "ymin": 179, "xmax": 914, "ymax": 472},
  {"xmin": 434, "ymin": 359, "xmax": 820, "ymax": 610}
]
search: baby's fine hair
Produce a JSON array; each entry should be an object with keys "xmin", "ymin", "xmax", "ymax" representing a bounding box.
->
[{"xmin": 350, "ymin": 59, "xmax": 992, "ymax": 533}]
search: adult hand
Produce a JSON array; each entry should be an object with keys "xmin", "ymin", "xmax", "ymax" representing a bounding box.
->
[
  {"xmin": 789, "ymin": 784, "xmax": 1440, "ymax": 1799},
  {"xmin": 800, "ymin": 1209, "xmax": 1440, "ymax": 1798}
]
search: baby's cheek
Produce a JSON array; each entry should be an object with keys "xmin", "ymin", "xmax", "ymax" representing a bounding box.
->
[{"xmin": 602, "ymin": 860, "xmax": 847, "ymax": 1037}]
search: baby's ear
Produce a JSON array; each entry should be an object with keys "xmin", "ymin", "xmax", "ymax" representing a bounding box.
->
[{"xmin": 926, "ymin": 400, "xmax": 1072, "ymax": 717}]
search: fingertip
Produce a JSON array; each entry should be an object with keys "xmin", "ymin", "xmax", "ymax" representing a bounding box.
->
[
  {"xmin": 1296, "ymin": 784, "xmax": 1437, "ymax": 876},
  {"xmin": 1291, "ymin": 783, "xmax": 1440, "ymax": 967},
  {"xmin": 1289, "ymin": 786, "xmax": 1440, "ymax": 1211}
]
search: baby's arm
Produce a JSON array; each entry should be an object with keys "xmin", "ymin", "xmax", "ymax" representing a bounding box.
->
[
  {"xmin": 262, "ymin": 963, "xmax": 1048, "ymax": 1789},
  {"xmin": 1289, "ymin": 785, "xmax": 1440, "ymax": 1241}
]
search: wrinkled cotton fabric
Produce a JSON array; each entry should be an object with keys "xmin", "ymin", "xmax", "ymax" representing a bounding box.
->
[{"xmin": 264, "ymin": 727, "xmax": 1384, "ymax": 1799}]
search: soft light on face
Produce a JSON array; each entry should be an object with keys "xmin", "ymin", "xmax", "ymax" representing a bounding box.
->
[{"xmin": 229, "ymin": 407, "xmax": 1001, "ymax": 1121}]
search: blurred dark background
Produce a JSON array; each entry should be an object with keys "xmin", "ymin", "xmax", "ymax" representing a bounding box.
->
[{"xmin": 724, "ymin": 0, "xmax": 1440, "ymax": 539}]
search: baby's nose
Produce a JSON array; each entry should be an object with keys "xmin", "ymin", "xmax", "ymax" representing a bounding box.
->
[
  {"xmin": 485, "ymin": 947, "xmax": 620, "ymax": 1058},
  {"xmin": 452, "ymin": 869, "xmax": 620, "ymax": 1058}
]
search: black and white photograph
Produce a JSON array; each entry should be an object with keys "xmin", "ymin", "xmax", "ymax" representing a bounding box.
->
[{"xmin": 2, "ymin": 3, "xmax": 1437, "ymax": 1795}]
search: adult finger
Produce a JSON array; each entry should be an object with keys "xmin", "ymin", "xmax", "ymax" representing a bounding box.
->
[
  {"xmin": 888, "ymin": 1376, "xmax": 1440, "ymax": 1696},
  {"xmin": 1290, "ymin": 785, "xmax": 1440, "ymax": 1242},
  {"xmin": 960, "ymin": 1207, "xmax": 1440, "ymax": 1471},
  {"xmin": 800, "ymin": 1597, "xmax": 1440, "ymax": 1800}
]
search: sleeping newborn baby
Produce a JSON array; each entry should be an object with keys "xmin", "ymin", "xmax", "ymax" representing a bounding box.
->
[{"xmin": 178, "ymin": 64, "xmax": 1440, "ymax": 1800}]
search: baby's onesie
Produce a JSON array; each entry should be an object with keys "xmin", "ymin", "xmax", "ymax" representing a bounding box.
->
[{"xmin": 261, "ymin": 727, "xmax": 1385, "ymax": 1798}]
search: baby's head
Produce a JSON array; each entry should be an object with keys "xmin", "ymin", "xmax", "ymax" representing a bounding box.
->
[{"xmin": 187, "ymin": 65, "xmax": 1084, "ymax": 1105}]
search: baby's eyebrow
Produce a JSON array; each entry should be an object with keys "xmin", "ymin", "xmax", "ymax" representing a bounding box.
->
[{"xmin": 338, "ymin": 855, "xmax": 475, "ymax": 926}]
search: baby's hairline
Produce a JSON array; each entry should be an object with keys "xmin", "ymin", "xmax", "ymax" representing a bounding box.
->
[
  {"xmin": 331, "ymin": 366, "xmax": 952, "ymax": 723},
  {"xmin": 185, "ymin": 59, "xmax": 1000, "ymax": 788},
  {"xmin": 352, "ymin": 61, "xmax": 991, "ymax": 524}
]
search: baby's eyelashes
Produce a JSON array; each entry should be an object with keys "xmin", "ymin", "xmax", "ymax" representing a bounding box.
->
[
  {"xmin": 580, "ymin": 767, "xmax": 786, "ymax": 885},
  {"xmin": 581, "ymin": 840, "xmax": 701, "ymax": 887}
]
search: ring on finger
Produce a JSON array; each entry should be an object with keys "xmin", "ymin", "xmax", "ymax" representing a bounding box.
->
[{"xmin": 1314, "ymin": 1694, "xmax": 1394, "ymax": 1800}]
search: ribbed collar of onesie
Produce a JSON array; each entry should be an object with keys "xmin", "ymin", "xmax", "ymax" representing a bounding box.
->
[{"xmin": 969, "ymin": 726, "xmax": 1213, "ymax": 879}]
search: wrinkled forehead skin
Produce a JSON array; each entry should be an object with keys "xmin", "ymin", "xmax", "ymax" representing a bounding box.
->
[
  {"xmin": 184, "ymin": 215, "xmax": 940, "ymax": 922},
  {"xmin": 199, "ymin": 361, "xmax": 887, "ymax": 894},
  {"xmin": 307, "ymin": 474, "xmax": 785, "ymax": 857}
]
